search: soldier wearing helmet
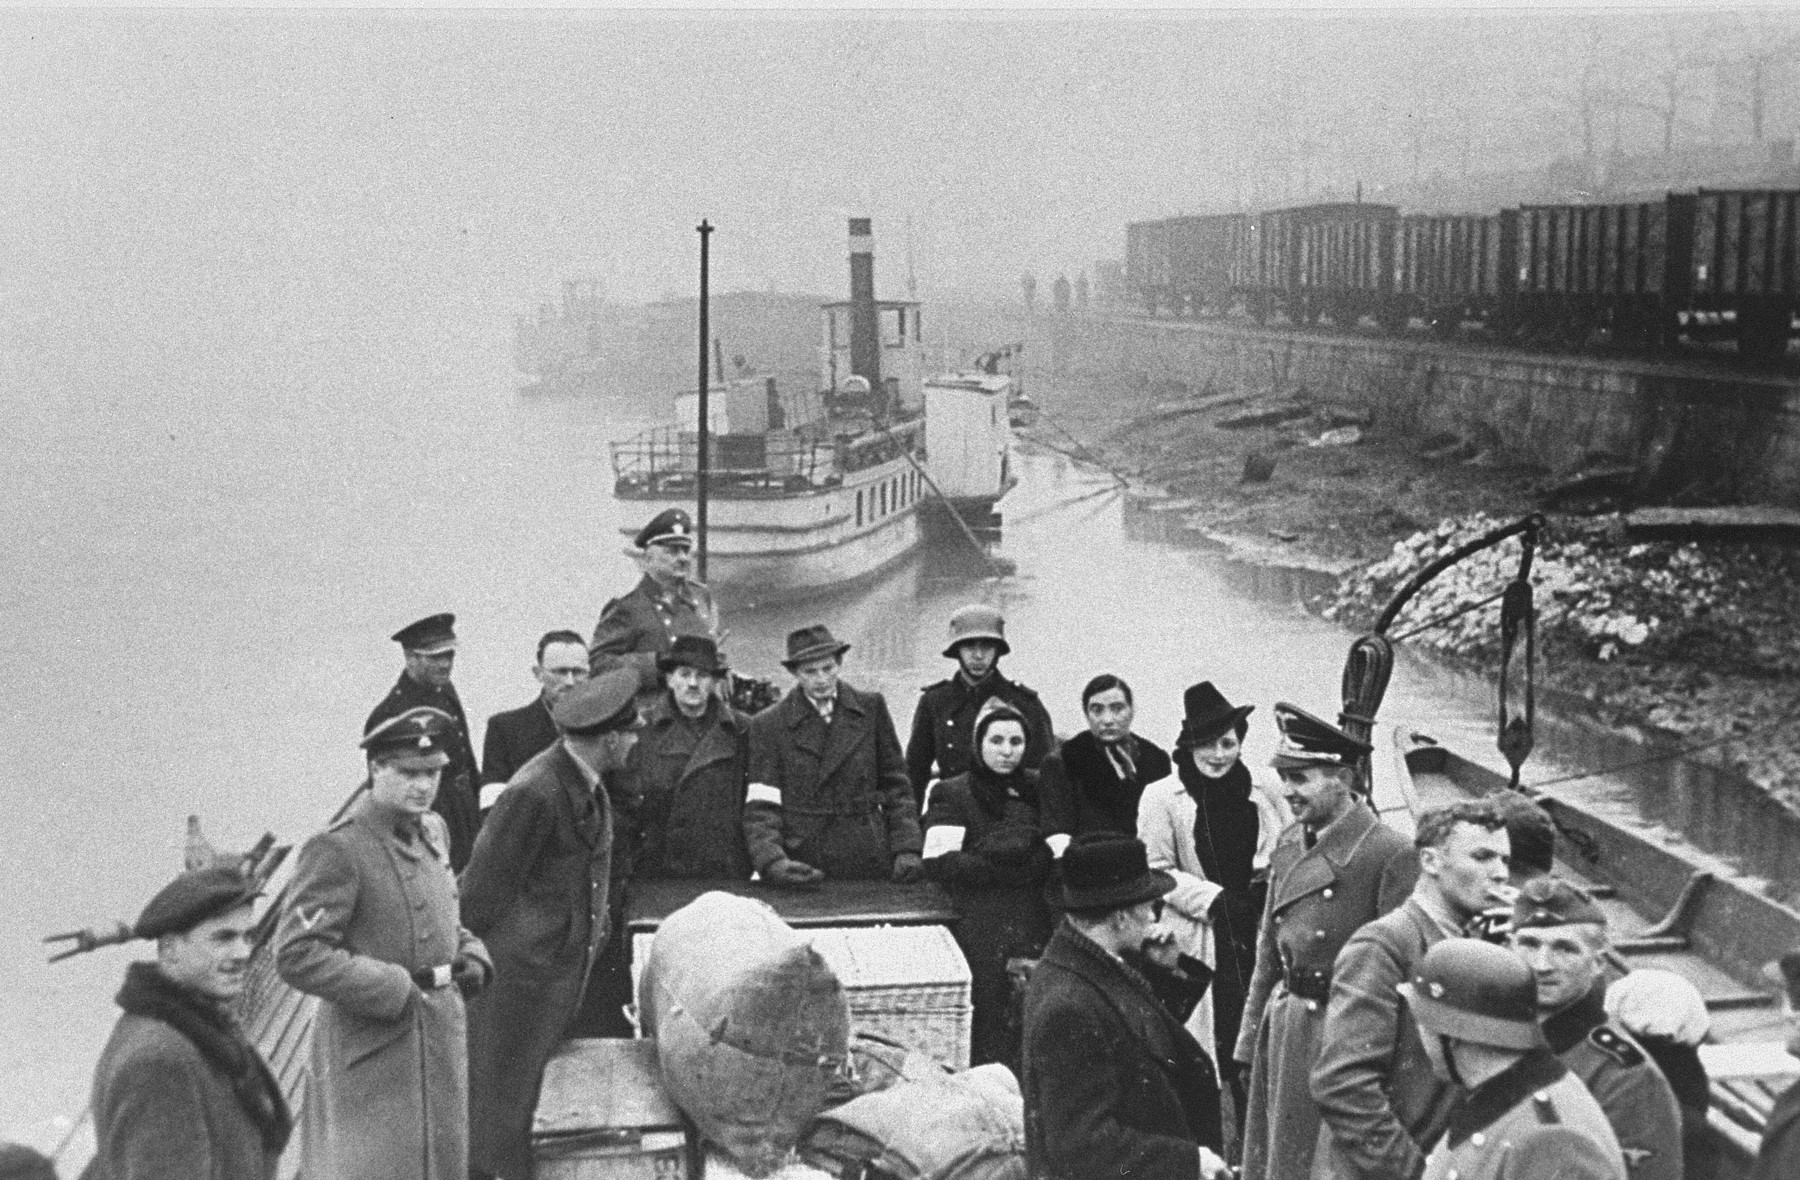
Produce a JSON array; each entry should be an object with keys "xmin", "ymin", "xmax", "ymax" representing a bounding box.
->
[
  {"xmin": 905, "ymin": 604, "xmax": 1056, "ymax": 808},
  {"xmin": 1402, "ymin": 938, "xmax": 1626, "ymax": 1180}
]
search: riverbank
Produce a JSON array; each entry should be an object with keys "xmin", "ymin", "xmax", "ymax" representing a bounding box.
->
[{"xmin": 1027, "ymin": 376, "xmax": 1800, "ymax": 817}]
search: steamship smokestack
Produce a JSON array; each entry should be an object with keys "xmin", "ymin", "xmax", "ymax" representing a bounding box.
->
[{"xmin": 848, "ymin": 218, "xmax": 881, "ymax": 391}]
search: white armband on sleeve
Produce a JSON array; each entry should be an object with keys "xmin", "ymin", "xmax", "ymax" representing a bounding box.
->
[
  {"xmin": 922, "ymin": 825, "xmax": 966, "ymax": 859},
  {"xmin": 480, "ymin": 782, "xmax": 510, "ymax": 810},
  {"xmin": 1046, "ymin": 832, "xmax": 1072, "ymax": 858},
  {"xmin": 746, "ymin": 783, "xmax": 783, "ymax": 807}
]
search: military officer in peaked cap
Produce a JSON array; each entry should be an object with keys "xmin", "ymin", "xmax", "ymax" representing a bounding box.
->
[
  {"xmin": 462, "ymin": 669, "xmax": 642, "ymax": 1180},
  {"xmin": 85, "ymin": 864, "xmax": 291, "ymax": 1180},
  {"xmin": 1508, "ymin": 878, "xmax": 1684, "ymax": 1180},
  {"xmin": 590, "ymin": 508, "xmax": 723, "ymax": 701},
  {"xmin": 277, "ymin": 707, "xmax": 492, "ymax": 1180},
  {"xmin": 905, "ymin": 604, "xmax": 1056, "ymax": 809},
  {"xmin": 1404, "ymin": 938, "xmax": 1626, "ymax": 1180},
  {"xmin": 1237, "ymin": 703, "xmax": 1418, "ymax": 1180},
  {"xmin": 365, "ymin": 613, "xmax": 483, "ymax": 870}
]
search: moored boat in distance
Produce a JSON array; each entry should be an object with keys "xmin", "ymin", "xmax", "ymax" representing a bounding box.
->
[{"xmin": 610, "ymin": 218, "xmax": 1015, "ymax": 604}]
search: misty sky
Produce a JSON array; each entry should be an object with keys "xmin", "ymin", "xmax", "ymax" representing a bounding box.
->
[{"xmin": 3, "ymin": 9, "xmax": 1796, "ymax": 360}]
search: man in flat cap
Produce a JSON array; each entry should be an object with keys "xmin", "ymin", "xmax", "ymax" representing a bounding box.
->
[
  {"xmin": 1754, "ymin": 949, "xmax": 1800, "ymax": 1180},
  {"xmin": 480, "ymin": 629, "xmax": 590, "ymax": 810},
  {"xmin": 277, "ymin": 707, "xmax": 492, "ymax": 1180},
  {"xmin": 744, "ymin": 625, "xmax": 923, "ymax": 886},
  {"xmin": 1313, "ymin": 798, "xmax": 1511, "ymax": 1179},
  {"xmin": 906, "ymin": 604, "xmax": 1055, "ymax": 809},
  {"xmin": 460, "ymin": 668, "xmax": 642, "ymax": 1180},
  {"xmin": 1405, "ymin": 938, "xmax": 1625, "ymax": 1180},
  {"xmin": 1236, "ymin": 703, "xmax": 1418, "ymax": 1180},
  {"xmin": 590, "ymin": 509, "xmax": 722, "ymax": 704},
  {"xmin": 366, "ymin": 613, "xmax": 482, "ymax": 869},
  {"xmin": 1508, "ymin": 878, "xmax": 1684, "ymax": 1180},
  {"xmin": 85, "ymin": 865, "xmax": 291, "ymax": 1180}
]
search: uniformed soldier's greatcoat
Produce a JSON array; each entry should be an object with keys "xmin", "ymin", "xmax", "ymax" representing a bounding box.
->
[
  {"xmin": 1422, "ymin": 1047, "xmax": 1627, "ymax": 1180},
  {"xmin": 1236, "ymin": 803, "xmax": 1419, "ymax": 1180},
  {"xmin": 276, "ymin": 804, "xmax": 490, "ymax": 1180},
  {"xmin": 629, "ymin": 694, "xmax": 754, "ymax": 880},
  {"xmin": 744, "ymin": 683, "xmax": 923, "ymax": 878},
  {"xmin": 904, "ymin": 671, "xmax": 1056, "ymax": 806},
  {"xmin": 1544, "ymin": 982, "xmax": 1685, "ymax": 1180},
  {"xmin": 1313, "ymin": 896, "xmax": 1462, "ymax": 1180},
  {"xmin": 365, "ymin": 673, "xmax": 483, "ymax": 870},
  {"xmin": 1753, "ymin": 1076, "xmax": 1800, "ymax": 1180},
  {"xmin": 588, "ymin": 574, "xmax": 718, "ymax": 692},
  {"xmin": 459, "ymin": 740, "xmax": 615, "ymax": 1180}
]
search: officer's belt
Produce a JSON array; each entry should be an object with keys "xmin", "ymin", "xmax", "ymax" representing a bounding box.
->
[{"xmin": 1280, "ymin": 965, "xmax": 1332, "ymax": 1003}]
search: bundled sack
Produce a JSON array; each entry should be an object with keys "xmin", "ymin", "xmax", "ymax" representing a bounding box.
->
[
  {"xmin": 640, "ymin": 891, "xmax": 851, "ymax": 1177},
  {"xmin": 802, "ymin": 1064, "xmax": 1027, "ymax": 1180},
  {"xmin": 826, "ymin": 1031, "xmax": 952, "ymax": 1105}
]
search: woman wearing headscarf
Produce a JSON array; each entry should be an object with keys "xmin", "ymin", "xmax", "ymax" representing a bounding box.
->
[
  {"xmin": 922, "ymin": 701, "xmax": 1055, "ymax": 1070},
  {"xmin": 1137, "ymin": 682, "xmax": 1292, "ymax": 1131}
]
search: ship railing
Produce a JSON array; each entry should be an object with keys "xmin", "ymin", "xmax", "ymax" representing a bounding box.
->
[{"xmin": 611, "ymin": 425, "xmax": 831, "ymax": 495}]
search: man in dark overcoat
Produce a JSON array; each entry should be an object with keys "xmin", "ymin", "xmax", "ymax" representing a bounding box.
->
[
  {"xmin": 84, "ymin": 866, "xmax": 291, "ymax": 1180},
  {"xmin": 589, "ymin": 508, "xmax": 721, "ymax": 701},
  {"xmin": 480, "ymin": 629, "xmax": 589, "ymax": 810},
  {"xmin": 1753, "ymin": 948, "xmax": 1800, "ymax": 1180},
  {"xmin": 277, "ymin": 708, "xmax": 493, "ymax": 1180},
  {"xmin": 1235, "ymin": 703, "xmax": 1417, "ymax": 1180},
  {"xmin": 1021, "ymin": 833, "xmax": 1230, "ymax": 1180},
  {"xmin": 365, "ymin": 613, "xmax": 483, "ymax": 869},
  {"xmin": 905, "ymin": 604, "xmax": 1056, "ymax": 808},
  {"xmin": 1312, "ymin": 799, "xmax": 1512, "ymax": 1180},
  {"xmin": 1039, "ymin": 672, "xmax": 1171, "ymax": 846},
  {"xmin": 459, "ymin": 669, "xmax": 641, "ymax": 1180},
  {"xmin": 744, "ymin": 625, "xmax": 923, "ymax": 885},
  {"xmin": 631, "ymin": 634, "xmax": 754, "ymax": 880}
]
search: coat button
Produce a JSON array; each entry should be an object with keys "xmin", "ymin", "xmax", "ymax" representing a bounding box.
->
[
  {"xmin": 1314, "ymin": 930, "xmax": 1327, "ymax": 940},
  {"xmin": 1471, "ymin": 1133, "xmax": 1485, "ymax": 1147},
  {"xmin": 1273, "ymin": 915, "xmax": 1283, "ymax": 926},
  {"xmin": 1305, "ymin": 1000, "xmax": 1319, "ymax": 1012},
  {"xmin": 1323, "ymin": 888, "xmax": 1333, "ymax": 899}
]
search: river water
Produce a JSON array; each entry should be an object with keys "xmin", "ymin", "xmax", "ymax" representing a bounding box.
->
[{"xmin": 0, "ymin": 296, "xmax": 1505, "ymax": 1152}]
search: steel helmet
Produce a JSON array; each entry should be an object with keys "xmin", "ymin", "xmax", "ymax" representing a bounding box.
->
[
  {"xmin": 943, "ymin": 604, "xmax": 1010, "ymax": 658},
  {"xmin": 1398, "ymin": 938, "xmax": 1543, "ymax": 1050}
]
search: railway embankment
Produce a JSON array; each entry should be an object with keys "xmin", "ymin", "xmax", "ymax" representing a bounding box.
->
[{"xmin": 1025, "ymin": 313, "xmax": 1800, "ymax": 825}]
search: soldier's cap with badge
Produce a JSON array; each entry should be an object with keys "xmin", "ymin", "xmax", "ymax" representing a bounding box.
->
[
  {"xmin": 391, "ymin": 612, "xmax": 458, "ymax": 655},
  {"xmin": 942, "ymin": 603, "xmax": 1010, "ymax": 658},
  {"xmin": 782, "ymin": 623, "xmax": 851, "ymax": 670},
  {"xmin": 1399, "ymin": 937, "xmax": 1545, "ymax": 1050},
  {"xmin": 133, "ymin": 864, "xmax": 261, "ymax": 940},
  {"xmin": 658, "ymin": 632, "xmax": 727, "ymax": 676},
  {"xmin": 553, "ymin": 667, "xmax": 641, "ymax": 735},
  {"xmin": 635, "ymin": 508, "xmax": 696, "ymax": 550},
  {"xmin": 361, "ymin": 706, "xmax": 456, "ymax": 769},
  {"xmin": 1764, "ymin": 947, "xmax": 1800, "ymax": 1007},
  {"xmin": 1511, "ymin": 876, "xmax": 1607, "ymax": 932},
  {"xmin": 1269, "ymin": 702, "xmax": 1372, "ymax": 771}
]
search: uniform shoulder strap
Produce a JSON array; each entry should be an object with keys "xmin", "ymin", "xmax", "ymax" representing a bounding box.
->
[{"xmin": 1587, "ymin": 1024, "xmax": 1646, "ymax": 1067}]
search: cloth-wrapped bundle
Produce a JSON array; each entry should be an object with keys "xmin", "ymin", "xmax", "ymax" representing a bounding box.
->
[
  {"xmin": 640, "ymin": 891, "xmax": 851, "ymax": 1177},
  {"xmin": 803, "ymin": 1064, "xmax": 1028, "ymax": 1180}
]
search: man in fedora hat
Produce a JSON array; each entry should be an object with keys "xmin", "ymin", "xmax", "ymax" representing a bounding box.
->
[
  {"xmin": 278, "ymin": 707, "xmax": 492, "ymax": 1180},
  {"xmin": 906, "ymin": 604, "xmax": 1056, "ymax": 809},
  {"xmin": 630, "ymin": 633, "xmax": 754, "ymax": 881},
  {"xmin": 85, "ymin": 865, "xmax": 291, "ymax": 1180},
  {"xmin": 1040, "ymin": 673, "xmax": 1173, "ymax": 847},
  {"xmin": 479, "ymin": 629, "xmax": 591, "ymax": 811},
  {"xmin": 744, "ymin": 625, "xmax": 923, "ymax": 885},
  {"xmin": 366, "ymin": 613, "xmax": 483, "ymax": 870},
  {"xmin": 460, "ymin": 669, "xmax": 642, "ymax": 1180},
  {"xmin": 1236, "ymin": 703, "xmax": 1417, "ymax": 1180},
  {"xmin": 1022, "ymin": 832, "xmax": 1229, "ymax": 1180},
  {"xmin": 590, "ymin": 508, "xmax": 722, "ymax": 699},
  {"xmin": 1753, "ymin": 948, "xmax": 1800, "ymax": 1180}
]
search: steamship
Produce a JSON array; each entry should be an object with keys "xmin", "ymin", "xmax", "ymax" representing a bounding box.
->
[{"xmin": 610, "ymin": 219, "xmax": 1015, "ymax": 605}]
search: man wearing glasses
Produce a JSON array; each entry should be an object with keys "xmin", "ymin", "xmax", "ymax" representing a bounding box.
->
[{"xmin": 480, "ymin": 629, "xmax": 591, "ymax": 811}]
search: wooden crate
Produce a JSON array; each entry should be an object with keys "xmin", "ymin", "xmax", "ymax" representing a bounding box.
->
[{"xmin": 533, "ymin": 1038, "xmax": 697, "ymax": 1180}]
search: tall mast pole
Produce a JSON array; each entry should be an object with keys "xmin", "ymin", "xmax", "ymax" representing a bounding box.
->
[{"xmin": 696, "ymin": 219, "xmax": 712, "ymax": 583}]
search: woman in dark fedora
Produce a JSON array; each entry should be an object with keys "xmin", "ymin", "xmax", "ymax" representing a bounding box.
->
[
  {"xmin": 1138, "ymin": 681, "xmax": 1291, "ymax": 1127},
  {"xmin": 921, "ymin": 701, "xmax": 1054, "ymax": 1069}
]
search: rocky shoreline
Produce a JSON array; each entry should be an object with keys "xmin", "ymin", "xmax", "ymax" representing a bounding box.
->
[{"xmin": 1026, "ymin": 376, "xmax": 1800, "ymax": 819}]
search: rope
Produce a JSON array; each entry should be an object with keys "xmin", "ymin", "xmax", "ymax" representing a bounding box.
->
[
  {"xmin": 1524, "ymin": 705, "xmax": 1800, "ymax": 789},
  {"xmin": 1387, "ymin": 589, "xmax": 1510, "ymax": 642}
]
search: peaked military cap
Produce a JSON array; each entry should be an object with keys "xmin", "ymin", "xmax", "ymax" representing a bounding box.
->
[
  {"xmin": 391, "ymin": 613, "xmax": 458, "ymax": 655},
  {"xmin": 553, "ymin": 667, "xmax": 640, "ymax": 734},
  {"xmin": 942, "ymin": 604, "xmax": 1010, "ymax": 658},
  {"xmin": 635, "ymin": 508, "xmax": 696, "ymax": 550},
  {"xmin": 134, "ymin": 864, "xmax": 261, "ymax": 940},
  {"xmin": 362, "ymin": 706, "xmax": 456, "ymax": 769},
  {"xmin": 1511, "ymin": 876, "xmax": 1607, "ymax": 930},
  {"xmin": 783, "ymin": 624, "xmax": 851, "ymax": 669},
  {"xmin": 1398, "ymin": 938, "xmax": 1544, "ymax": 1050},
  {"xmin": 1270, "ymin": 701, "xmax": 1371, "ymax": 770},
  {"xmin": 658, "ymin": 632, "xmax": 727, "ymax": 676}
]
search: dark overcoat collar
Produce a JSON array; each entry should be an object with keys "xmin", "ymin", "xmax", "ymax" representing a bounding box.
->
[
  {"xmin": 1542, "ymin": 982, "xmax": 1609, "ymax": 1055},
  {"xmin": 1271, "ymin": 800, "xmax": 1382, "ymax": 910},
  {"xmin": 1038, "ymin": 921, "xmax": 1202, "ymax": 1072},
  {"xmin": 643, "ymin": 695, "xmax": 744, "ymax": 784},
  {"xmin": 551, "ymin": 743, "xmax": 605, "ymax": 849},
  {"xmin": 778, "ymin": 682, "xmax": 871, "ymax": 782},
  {"xmin": 1443, "ymin": 1047, "xmax": 1568, "ymax": 1148}
]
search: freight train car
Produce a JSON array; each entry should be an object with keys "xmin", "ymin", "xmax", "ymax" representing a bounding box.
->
[
  {"xmin": 1392, "ymin": 212, "xmax": 1509, "ymax": 336},
  {"xmin": 1686, "ymin": 189, "xmax": 1800, "ymax": 361},
  {"xmin": 1235, "ymin": 202, "xmax": 1398, "ymax": 328}
]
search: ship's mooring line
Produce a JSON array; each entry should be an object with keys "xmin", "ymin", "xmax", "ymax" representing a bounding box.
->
[
  {"xmin": 1388, "ymin": 589, "xmax": 1510, "ymax": 642},
  {"xmin": 1030, "ymin": 404, "xmax": 1132, "ymax": 488},
  {"xmin": 1003, "ymin": 483, "xmax": 1120, "ymax": 525}
]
